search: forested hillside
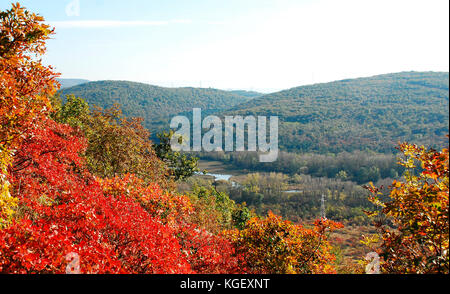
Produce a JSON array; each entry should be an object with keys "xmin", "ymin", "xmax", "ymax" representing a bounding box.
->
[
  {"xmin": 229, "ymin": 90, "xmax": 264, "ymax": 99},
  {"xmin": 227, "ymin": 72, "xmax": 449, "ymax": 153},
  {"xmin": 59, "ymin": 81, "xmax": 254, "ymax": 134},
  {"xmin": 59, "ymin": 73, "xmax": 449, "ymax": 154}
]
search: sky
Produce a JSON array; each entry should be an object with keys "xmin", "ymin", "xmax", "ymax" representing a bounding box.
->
[{"xmin": 1, "ymin": 0, "xmax": 449, "ymax": 93}]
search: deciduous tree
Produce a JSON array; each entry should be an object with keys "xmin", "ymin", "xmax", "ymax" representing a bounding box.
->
[
  {"xmin": 1, "ymin": 2, "xmax": 59, "ymax": 227},
  {"xmin": 225, "ymin": 212, "xmax": 343, "ymax": 274},
  {"xmin": 366, "ymin": 140, "xmax": 449, "ymax": 273}
]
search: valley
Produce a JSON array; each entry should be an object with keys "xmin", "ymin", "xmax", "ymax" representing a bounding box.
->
[
  {"xmin": 58, "ymin": 73, "xmax": 449, "ymax": 270},
  {"xmin": 1, "ymin": 1, "xmax": 448, "ymax": 276},
  {"xmin": 186, "ymin": 159, "xmax": 381, "ymax": 269}
]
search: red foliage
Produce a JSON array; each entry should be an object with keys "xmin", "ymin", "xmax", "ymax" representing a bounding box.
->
[
  {"xmin": 0, "ymin": 3, "xmax": 341, "ymax": 275},
  {"xmin": 0, "ymin": 119, "xmax": 243, "ymax": 273},
  {"xmin": 99, "ymin": 174, "xmax": 243, "ymax": 274},
  {"xmin": 0, "ymin": 119, "xmax": 192, "ymax": 273}
]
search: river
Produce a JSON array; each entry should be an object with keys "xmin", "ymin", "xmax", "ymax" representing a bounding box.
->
[{"xmin": 198, "ymin": 172, "xmax": 302, "ymax": 193}]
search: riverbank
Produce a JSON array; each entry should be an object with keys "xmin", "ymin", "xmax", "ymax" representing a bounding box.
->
[{"xmin": 197, "ymin": 160, "xmax": 247, "ymax": 176}]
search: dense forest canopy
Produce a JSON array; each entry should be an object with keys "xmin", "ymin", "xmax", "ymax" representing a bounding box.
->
[
  {"xmin": 229, "ymin": 90, "xmax": 264, "ymax": 99},
  {"xmin": 226, "ymin": 71, "xmax": 449, "ymax": 153},
  {"xmin": 59, "ymin": 72, "xmax": 449, "ymax": 154},
  {"xmin": 59, "ymin": 80, "xmax": 255, "ymax": 136}
]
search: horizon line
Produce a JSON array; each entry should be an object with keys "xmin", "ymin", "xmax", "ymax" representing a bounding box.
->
[{"xmin": 58, "ymin": 70, "xmax": 450, "ymax": 93}]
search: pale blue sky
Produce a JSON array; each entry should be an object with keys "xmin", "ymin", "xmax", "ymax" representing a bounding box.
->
[{"xmin": 1, "ymin": 0, "xmax": 449, "ymax": 92}]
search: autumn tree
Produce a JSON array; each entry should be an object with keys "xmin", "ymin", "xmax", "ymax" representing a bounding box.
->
[
  {"xmin": 187, "ymin": 184, "xmax": 253, "ymax": 233},
  {"xmin": 225, "ymin": 212, "xmax": 343, "ymax": 274},
  {"xmin": 0, "ymin": 114, "xmax": 244, "ymax": 273},
  {"xmin": 52, "ymin": 96, "xmax": 172, "ymax": 189},
  {"xmin": 1, "ymin": 118, "xmax": 195, "ymax": 273},
  {"xmin": 0, "ymin": 3, "xmax": 59, "ymax": 227},
  {"xmin": 366, "ymin": 140, "xmax": 449, "ymax": 273},
  {"xmin": 98, "ymin": 175, "xmax": 243, "ymax": 274}
]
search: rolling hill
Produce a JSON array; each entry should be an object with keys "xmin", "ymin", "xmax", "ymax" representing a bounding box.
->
[
  {"xmin": 58, "ymin": 72, "xmax": 449, "ymax": 153},
  {"xmin": 229, "ymin": 90, "xmax": 264, "ymax": 99},
  {"xmin": 59, "ymin": 80, "xmax": 255, "ymax": 135},
  {"xmin": 226, "ymin": 71, "xmax": 449, "ymax": 153}
]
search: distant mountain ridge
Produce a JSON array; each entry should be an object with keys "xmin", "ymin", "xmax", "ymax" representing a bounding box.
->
[
  {"xmin": 57, "ymin": 78, "xmax": 90, "ymax": 89},
  {"xmin": 58, "ymin": 72, "xmax": 449, "ymax": 153},
  {"xmin": 229, "ymin": 90, "xmax": 264, "ymax": 99},
  {"xmin": 225, "ymin": 71, "xmax": 449, "ymax": 153},
  {"xmin": 58, "ymin": 80, "xmax": 255, "ymax": 135}
]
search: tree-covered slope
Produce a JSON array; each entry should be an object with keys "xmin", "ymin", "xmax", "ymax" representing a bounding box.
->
[
  {"xmin": 229, "ymin": 90, "xmax": 264, "ymax": 99},
  {"xmin": 227, "ymin": 71, "xmax": 449, "ymax": 153},
  {"xmin": 59, "ymin": 80, "xmax": 254, "ymax": 133}
]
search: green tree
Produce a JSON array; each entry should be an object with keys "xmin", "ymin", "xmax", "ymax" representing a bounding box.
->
[
  {"xmin": 154, "ymin": 130, "xmax": 199, "ymax": 181},
  {"xmin": 52, "ymin": 97, "xmax": 171, "ymax": 189}
]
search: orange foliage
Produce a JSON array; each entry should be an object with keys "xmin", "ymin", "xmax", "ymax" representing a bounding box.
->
[
  {"xmin": 366, "ymin": 140, "xmax": 449, "ymax": 273},
  {"xmin": 0, "ymin": 3, "xmax": 344, "ymax": 274},
  {"xmin": 1, "ymin": 3, "xmax": 59, "ymax": 227},
  {"xmin": 225, "ymin": 212, "xmax": 343, "ymax": 274}
]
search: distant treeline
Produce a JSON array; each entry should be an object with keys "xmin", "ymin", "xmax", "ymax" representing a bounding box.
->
[
  {"xmin": 227, "ymin": 71, "xmax": 449, "ymax": 154},
  {"xmin": 196, "ymin": 150, "xmax": 405, "ymax": 184},
  {"xmin": 58, "ymin": 80, "xmax": 254, "ymax": 136},
  {"xmin": 60, "ymin": 72, "xmax": 448, "ymax": 155}
]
